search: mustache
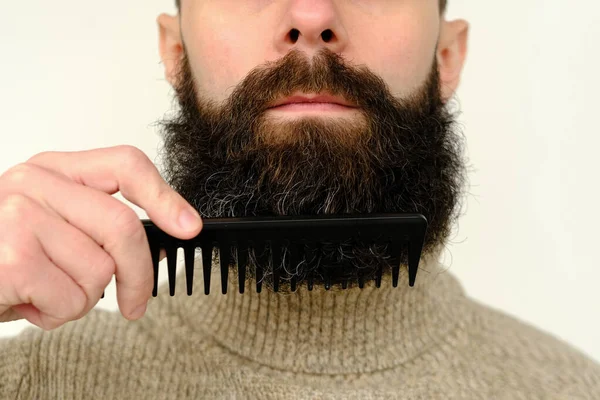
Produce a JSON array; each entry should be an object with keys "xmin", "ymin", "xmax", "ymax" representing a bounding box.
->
[{"xmin": 176, "ymin": 47, "xmax": 410, "ymax": 124}]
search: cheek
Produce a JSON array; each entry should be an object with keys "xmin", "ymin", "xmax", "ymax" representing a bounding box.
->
[
  {"xmin": 358, "ymin": 19, "xmax": 438, "ymax": 97},
  {"xmin": 185, "ymin": 18, "xmax": 263, "ymax": 102},
  {"xmin": 185, "ymin": 31, "xmax": 240, "ymax": 102}
]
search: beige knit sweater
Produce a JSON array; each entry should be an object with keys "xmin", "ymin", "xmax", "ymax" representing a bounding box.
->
[{"xmin": 1, "ymin": 251, "xmax": 599, "ymax": 399}]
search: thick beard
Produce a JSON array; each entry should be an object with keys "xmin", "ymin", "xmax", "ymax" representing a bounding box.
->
[{"xmin": 156, "ymin": 47, "xmax": 467, "ymax": 292}]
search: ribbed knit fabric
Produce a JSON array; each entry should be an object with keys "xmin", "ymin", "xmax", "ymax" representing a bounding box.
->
[{"xmin": 1, "ymin": 250, "xmax": 599, "ymax": 399}]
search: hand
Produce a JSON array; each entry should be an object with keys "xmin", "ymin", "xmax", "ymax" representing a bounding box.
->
[{"xmin": 0, "ymin": 145, "xmax": 202, "ymax": 330}]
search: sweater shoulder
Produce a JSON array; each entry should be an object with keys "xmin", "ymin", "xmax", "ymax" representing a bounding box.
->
[
  {"xmin": 0, "ymin": 308, "xmax": 157, "ymax": 399},
  {"xmin": 458, "ymin": 296, "xmax": 600, "ymax": 398}
]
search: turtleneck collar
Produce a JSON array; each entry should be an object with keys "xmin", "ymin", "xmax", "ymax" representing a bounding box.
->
[{"xmin": 144, "ymin": 248, "xmax": 468, "ymax": 375}]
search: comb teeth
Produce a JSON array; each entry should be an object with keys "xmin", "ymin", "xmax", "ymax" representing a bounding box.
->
[
  {"xmin": 100, "ymin": 214, "xmax": 427, "ymax": 298},
  {"xmin": 236, "ymin": 239, "xmax": 248, "ymax": 294},
  {"xmin": 184, "ymin": 246, "xmax": 195, "ymax": 296},
  {"xmin": 201, "ymin": 242, "xmax": 212, "ymax": 295}
]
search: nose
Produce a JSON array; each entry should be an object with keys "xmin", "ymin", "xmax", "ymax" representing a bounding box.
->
[{"xmin": 275, "ymin": 0, "xmax": 348, "ymax": 56}]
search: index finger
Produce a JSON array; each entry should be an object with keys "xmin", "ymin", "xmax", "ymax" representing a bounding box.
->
[{"xmin": 26, "ymin": 145, "xmax": 203, "ymax": 239}]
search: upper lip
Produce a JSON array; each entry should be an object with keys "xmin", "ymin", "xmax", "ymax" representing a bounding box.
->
[{"xmin": 268, "ymin": 93, "xmax": 357, "ymax": 108}]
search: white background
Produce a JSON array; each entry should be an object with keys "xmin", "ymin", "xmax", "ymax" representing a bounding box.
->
[{"xmin": 0, "ymin": 1, "xmax": 599, "ymax": 363}]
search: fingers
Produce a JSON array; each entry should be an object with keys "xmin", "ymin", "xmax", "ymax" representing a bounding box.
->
[
  {"xmin": 0, "ymin": 165, "xmax": 154, "ymax": 318},
  {"xmin": 0, "ymin": 145, "xmax": 199, "ymax": 327},
  {"xmin": 0, "ymin": 197, "xmax": 88, "ymax": 330},
  {"xmin": 26, "ymin": 145, "xmax": 203, "ymax": 239},
  {"xmin": 33, "ymin": 200, "xmax": 118, "ymax": 318}
]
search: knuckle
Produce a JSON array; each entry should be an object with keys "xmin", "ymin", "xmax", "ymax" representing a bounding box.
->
[
  {"xmin": 0, "ymin": 241, "xmax": 28, "ymax": 270},
  {"xmin": 117, "ymin": 145, "xmax": 149, "ymax": 169},
  {"xmin": 112, "ymin": 206, "xmax": 144, "ymax": 241},
  {"xmin": 0, "ymin": 232, "xmax": 37, "ymax": 296},
  {"xmin": 0, "ymin": 193, "xmax": 35, "ymax": 222},
  {"xmin": 0, "ymin": 247, "xmax": 32, "ymax": 292},
  {"xmin": 2, "ymin": 163, "xmax": 38, "ymax": 186}
]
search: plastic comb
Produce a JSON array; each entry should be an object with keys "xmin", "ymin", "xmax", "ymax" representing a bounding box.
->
[{"xmin": 101, "ymin": 213, "xmax": 427, "ymax": 298}]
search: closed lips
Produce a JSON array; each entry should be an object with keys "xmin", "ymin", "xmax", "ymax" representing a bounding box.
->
[{"xmin": 268, "ymin": 94, "xmax": 357, "ymax": 108}]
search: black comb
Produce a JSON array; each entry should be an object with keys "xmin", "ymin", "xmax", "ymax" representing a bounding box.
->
[{"xmin": 101, "ymin": 213, "xmax": 427, "ymax": 298}]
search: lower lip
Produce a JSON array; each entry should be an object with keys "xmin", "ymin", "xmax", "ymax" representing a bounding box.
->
[{"xmin": 268, "ymin": 103, "xmax": 357, "ymax": 112}]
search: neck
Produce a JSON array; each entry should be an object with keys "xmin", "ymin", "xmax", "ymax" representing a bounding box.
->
[{"xmin": 145, "ymin": 248, "xmax": 467, "ymax": 375}]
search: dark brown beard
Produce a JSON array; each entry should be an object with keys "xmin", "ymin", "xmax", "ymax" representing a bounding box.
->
[{"xmin": 156, "ymin": 47, "xmax": 467, "ymax": 291}]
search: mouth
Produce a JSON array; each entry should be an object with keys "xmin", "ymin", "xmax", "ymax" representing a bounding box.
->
[{"xmin": 267, "ymin": 93, "xmax": 359, "ymax": 112}]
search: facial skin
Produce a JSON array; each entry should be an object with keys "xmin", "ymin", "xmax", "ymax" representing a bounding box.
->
[{"xmin": 156, "ymin": 0, "xmax": 469, "ymax": 291}]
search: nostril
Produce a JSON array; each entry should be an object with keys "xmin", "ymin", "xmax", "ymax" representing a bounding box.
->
[
  {"xmin": 289, "ymin": 29, "xmax": 300, "ymax": 43},
  {"xmin": 288, "ymin": 29, "xmax": 334, "ymax": 44}
]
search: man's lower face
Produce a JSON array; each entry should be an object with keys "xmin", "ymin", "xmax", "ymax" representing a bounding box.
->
[{"xmin": 156, "ymin": 47, "xmax": 466, "ymax": 291}]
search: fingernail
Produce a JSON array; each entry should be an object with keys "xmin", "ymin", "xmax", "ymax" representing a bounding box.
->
[
  {"xmin": 179, "ymin": 208, "xmax": 201, "ymax": 231},
  {"xmin": 131, "ymin": 302, "xmax": 147, "ymax": 319}
]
